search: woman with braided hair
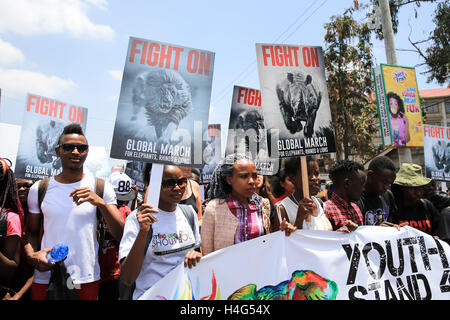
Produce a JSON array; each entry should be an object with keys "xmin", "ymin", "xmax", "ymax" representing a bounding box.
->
[
  {"xmin": 0, "ymin": 157, "xmax": 24, "ymax": 298},
  {"xmin": 201, "ymin": 154, "xmax": 296, "ymax": 256}
]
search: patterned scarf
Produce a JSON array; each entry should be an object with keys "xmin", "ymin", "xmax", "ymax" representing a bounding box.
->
[{"xmin": 227, "ymin": 193, "xmax": 265, "ymax": 244}]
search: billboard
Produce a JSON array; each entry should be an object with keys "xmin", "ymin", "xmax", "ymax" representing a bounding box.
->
[{"xmin": 373, "ymin": 64, "xmax": 424, "ymax": 147}]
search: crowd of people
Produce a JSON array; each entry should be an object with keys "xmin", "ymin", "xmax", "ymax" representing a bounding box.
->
[{"xmin": 1, "ymin": 123, "xmax": 449, "ymax": 300}]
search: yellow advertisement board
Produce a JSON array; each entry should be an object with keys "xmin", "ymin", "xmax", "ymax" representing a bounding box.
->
[{"xmin": 378, "ymin": 64, "xmax": 424, "ymax": 147}]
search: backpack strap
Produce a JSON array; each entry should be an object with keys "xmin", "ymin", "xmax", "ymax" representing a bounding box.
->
[
  {"xmin": 0, "ymin": 209, "xmax": 8, "ymax": 241},
  {"xmin": 314, "ymin": 196, "xmax": 324, "ymax": 209},
  {"xmin": 94, "ymin": 178, "xmax": 106, "ymax": 257},
  {"xmin": 178, "ymin": 204, "xmax": 196, "ymax": 232},
  {"xmin": 38, "ymin": 178, "xmax": 51, "ymax": 214}
]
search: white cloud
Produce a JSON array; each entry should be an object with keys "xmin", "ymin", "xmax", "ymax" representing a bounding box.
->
[
  {"xmin": 108, "ymin": 70, "xmax": 123, "ymax": 81},
  {"xmin": 0, "ymin": 0, "xmax": 115, "ymax": 39},
  {"xmin": 0, "ymin": 68, "xmax": 76, "ymax": 97},
  {"xmin": 0, "ymin": 38, "xmax": 25, "ymax": 65},
  {"xmin": 85, "ymin": 0, "xmax": 108, "ymax": 10}
]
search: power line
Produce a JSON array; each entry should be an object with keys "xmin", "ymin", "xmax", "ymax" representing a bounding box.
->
[
  {"xmin": 211, "ymin": 0, "xmax": 330, "ymax": 107},
  {"xmin": 211, "ymin": 0, "xmax": 319, "ymax": 105}
]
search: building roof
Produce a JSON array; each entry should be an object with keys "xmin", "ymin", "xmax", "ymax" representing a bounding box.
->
[{"xmin": 419, "ymin": 88, "xmax": 450, "ymax": 99}]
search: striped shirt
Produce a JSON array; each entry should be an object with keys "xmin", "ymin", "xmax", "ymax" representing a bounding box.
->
[{"xmin": 227, "ymin": 194, "xmax": 265, "ymax": 243}]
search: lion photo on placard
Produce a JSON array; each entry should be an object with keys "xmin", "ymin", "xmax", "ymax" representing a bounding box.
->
[{"xmin": 131, "ymin": 69, "xmax": 193, "ymax": 144}]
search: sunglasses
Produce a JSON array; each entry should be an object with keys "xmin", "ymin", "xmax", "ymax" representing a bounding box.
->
[
  {"xmin": 17, "ymin": 182, "xmax": 34, "ymax": 189},
  {"xmin": 58, "ymin": 143, "xmax": 89, "ymax": 153},
  {"xmin": 161, "ymin": 177, "xmax": 188, "ymax": 189}
]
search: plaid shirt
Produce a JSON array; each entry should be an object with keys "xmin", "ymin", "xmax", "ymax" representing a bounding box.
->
[
  {"xmin": 324, "ymin": 193, "xmax": 364, "ymax": 231},
  {"xmin": 227, "ymin": 194, "xmax": 265, "ymax": 244}
]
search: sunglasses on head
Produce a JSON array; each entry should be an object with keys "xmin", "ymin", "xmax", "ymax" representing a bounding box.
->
[
  {"xmin": 58, "ymin": 143, "xmax": 89, "ymax": 153},
  {"xmin": 161, "ymin": 177, "xmax": 188, "ymax": 189}
]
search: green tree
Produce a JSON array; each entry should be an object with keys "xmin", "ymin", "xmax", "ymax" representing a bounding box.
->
[
  {"xmin": 364, "ymin": 0, "xmax": 448, "ymax": 84},
  {"xmin": 409, "ymin": 2, "xmax": 449, "ymax": 84},
  {"xmin": 324, "ymin": 8, "xmax": 381, "ymax": 161}
]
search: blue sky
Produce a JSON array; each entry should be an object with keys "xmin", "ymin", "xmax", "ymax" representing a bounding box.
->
[{"xmin": 0, "ymin": 0, "xmax": 446, "ymax": 160}]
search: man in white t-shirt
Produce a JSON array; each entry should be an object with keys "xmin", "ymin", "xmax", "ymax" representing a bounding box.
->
[
  {"xmin": 24, "ymin": 124, "xmax": 124, "ymax": 300},
  {"xmin": 119, "ymin": 164, "xmax": 201, "ymax": 300}
]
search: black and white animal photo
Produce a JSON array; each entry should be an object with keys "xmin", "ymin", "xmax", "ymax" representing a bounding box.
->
[
  {"xmin": 276, "ymin": 72, "xmax": 321, "ymax": 137},
  {"xmin": 35, "ymin": 120, "xmax": 65, "ymax": 170},
  {"xmin": 131, "ymin": 69, "xmax": 193, "ymax": 144}
]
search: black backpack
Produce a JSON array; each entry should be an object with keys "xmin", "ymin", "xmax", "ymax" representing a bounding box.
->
[{"xmin": 118, "ymin": 204, "xmax": 196, "ymax": 300}]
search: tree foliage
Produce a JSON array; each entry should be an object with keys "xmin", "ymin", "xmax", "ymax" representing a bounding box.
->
[
  {"xmin": 417, "ymin": 2, "xmax": 449, "ymax": 84},
  {"xmin": 364, "ymin": 0, "xmax": 449, "ymax": 84},
  {"xmin": 324, "ymin": 8, "xmax": 381, "ymax": 161}
]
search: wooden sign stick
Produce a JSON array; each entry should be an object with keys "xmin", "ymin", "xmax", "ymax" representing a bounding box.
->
[{"xmin": 301, "ymin": 156, "xmax": 311, "ymax": 222}]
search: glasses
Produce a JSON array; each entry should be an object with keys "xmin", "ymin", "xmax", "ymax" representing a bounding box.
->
[
  {"xmin": 58, "ymin": 143, "xmax": 89, "ymax": 153},
  {"xmin": 161, "ymin": 177, "xmax": 188, "ymax": 189},
  {"xmin": 17, "ymin": 182, "xmax": 34, "ymax": 189}
]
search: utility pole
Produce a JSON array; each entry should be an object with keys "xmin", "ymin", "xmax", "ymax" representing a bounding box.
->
[{"xmin": 378, "ymin": 0, "xmax": 413, "ymax": 165}]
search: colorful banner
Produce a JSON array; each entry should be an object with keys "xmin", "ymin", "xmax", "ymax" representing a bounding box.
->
[
  {"xmin": 200, "ymin": 124, "xmax": 221, "ymax": 184},
  {"xmin": 225, "ymin": 86, "xmax": 278, "ymax": 175},
  {"xmin": 373, "ymin": 64, "xmax": 424, "ymax": 147},
  {"xmin": 424, "ymin": 124, "xmax": 450, "ymax": 182},
  {"xmin": 15, "ymin": 93, "xmax": 88, "ymax": 180},
  {"xmin": 110, "ymin": 37, "xmax": 215, "ymax": 168},
  {"xmin": 139, "ymin": 226, "xmax": 450, "ymax": 300},
  {"xmin": 255, "ymin": 44, "xmax": 336, "ymax": 158}
]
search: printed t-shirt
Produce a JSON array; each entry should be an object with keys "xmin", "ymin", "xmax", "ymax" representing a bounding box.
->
[
  {"xmin": 27, "ymin": 175, "xmax": 117, "ymax": 285},
  {"xmin": 99, "ymin": 204, "xmax": 131, "ymax": 282},
  {"xmin": 357, "ymin": 190, "xmax": 397, "ymax": 226},
  {"xmin": 390, "ymin": 199, "xmax": 438, "ymax": 235},
  {"xmin": 119, "ymin": 205, "xmax": 200, "ymax": 300}
]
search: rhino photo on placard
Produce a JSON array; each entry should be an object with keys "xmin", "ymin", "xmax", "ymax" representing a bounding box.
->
[
  {"xmin": 15, "ymin": 93, "xmax": 88, "ymax": 180},
  {"xmin": 225, "ymin": 86, "xmax": 278, "ymax": 175},
  {"xmin": 255, "ymin": 44, "xmax": 336, "ymax": 158},
  {"xmin": 110, "ymin": 37, "xmax": 215, "ymax": 168},
  {"xmin": 424, "ymin": 125, "xmax": 450, "ymax": 182}
]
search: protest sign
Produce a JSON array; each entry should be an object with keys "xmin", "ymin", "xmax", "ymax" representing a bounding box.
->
[
  {"xmin": 424, "ymin": 124, "xmax": 450, "ymax": 181},
  {"xmin": 225, "ymin": 86, "xmax": 278, "ymax": 175},
  {"xmin": 125, "ymin": 160, "xmax": 146, "ymax": 191},
  {"xmin": 110, "ymin": 37, "xmax": 215, "ymax": 168},
  {"xmin": 255, "ymin": 44, "xmax": 336, "ymax": 158},
  {"xmin": 14, "ymin": 93, "xmax": 88, "ymax": 180},
  {"xmin": 373, "ymin": 64, "xmax": 424, "ymax": 147},
  {"xmin": 200, "ymin": 124, "xmax": 221, "ymax": 184},
  {"xmin": 0, "ymin": 122, "xmax": 20, "ymax": 171},
  {"xmin": 140, "ymin": 226, "xmax": 450, "ymax": 300}
]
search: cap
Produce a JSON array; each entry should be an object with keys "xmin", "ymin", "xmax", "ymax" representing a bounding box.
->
[{"xmin": 108, "ymin": 171, "xmax": 136, "ymax": 201}]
